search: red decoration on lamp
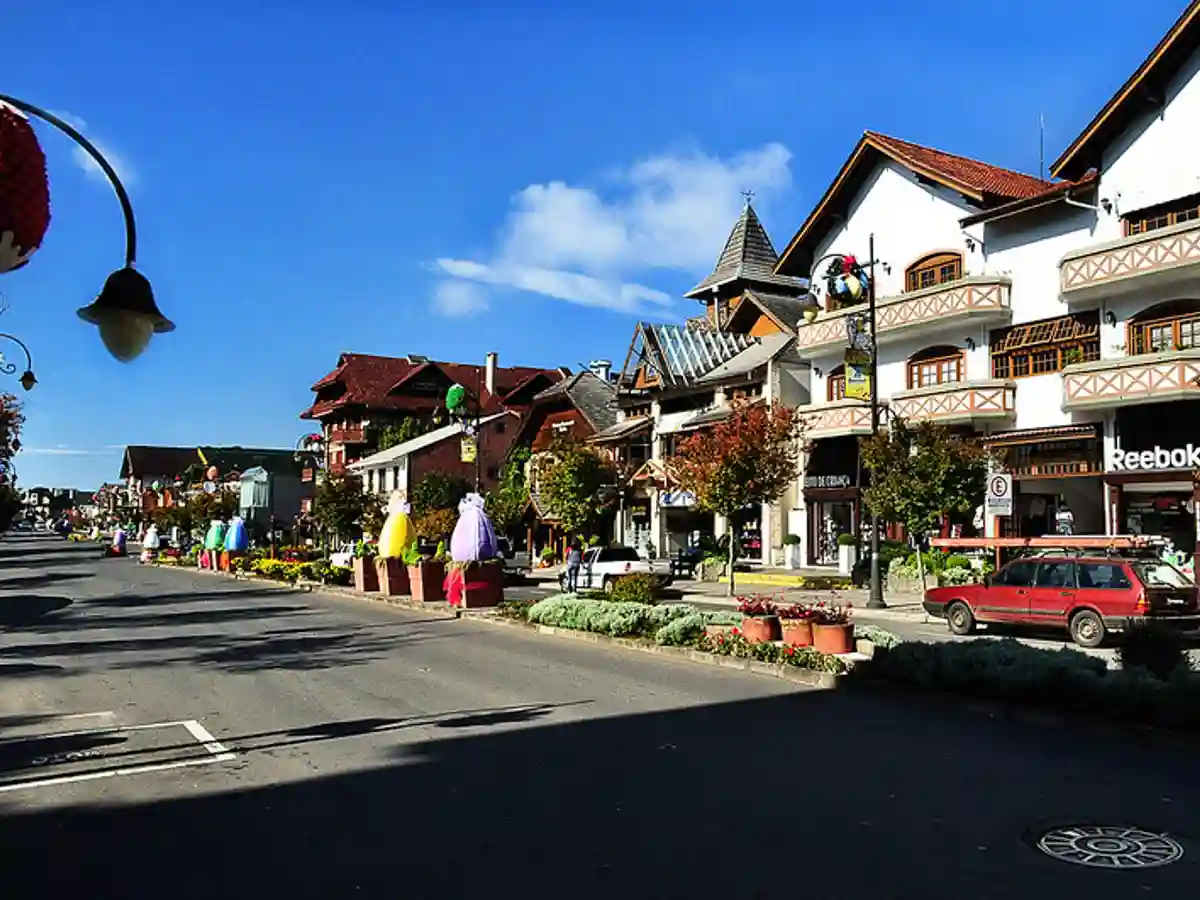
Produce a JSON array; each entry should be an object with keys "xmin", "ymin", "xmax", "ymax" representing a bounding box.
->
[{"xmin": 0, "ymin": 102, "xmax": 51, "ymax": 273}]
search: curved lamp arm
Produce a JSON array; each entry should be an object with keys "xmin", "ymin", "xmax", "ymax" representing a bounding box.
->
[
  {"xmin": 0, "ymin": 95, "xmax": 137, "ymax": 267},
  {"xmin": 0, "ymin": 333, "xmax": 32, "ymax": 377}
]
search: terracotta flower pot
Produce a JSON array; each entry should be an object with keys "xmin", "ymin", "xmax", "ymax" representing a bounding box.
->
[
  {"xmin": 408, "ymin": 561, "xmax": 446, "ymax": 602},
  {"xmin": 460, "ymin": 562, "xmax": 504, "ymax": 608},
  {"xmin": 353, "ymin": 557, "xmax": 379, "ymax": 593},
  {"xmin": 812, "ymin": 622, "xmax": 854, "ymax": 654},
  {"xmin": 741, "ymin": 615, "xmax": 781, "ymax": 644},
  {"xmin": 376, "ymin": 557, "xmax": 411, "ymax": 596},
  {"xmin": 781, "ymin": 618, "xmax": 814, "ymax": 647}
]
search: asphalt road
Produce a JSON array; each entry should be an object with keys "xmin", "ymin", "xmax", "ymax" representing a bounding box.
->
[{"xmin": 0, "ymin": 534, "xmax": 1197, "ymax": 899}]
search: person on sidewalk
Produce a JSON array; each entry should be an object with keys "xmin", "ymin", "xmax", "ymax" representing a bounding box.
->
[
  {"xmin": 1055, "ymin": 500, "xmax": 1075, "ymax": 536},
  {"xmin": 565, "ymin": 540, "xmax": 582, "ymax": 594}
]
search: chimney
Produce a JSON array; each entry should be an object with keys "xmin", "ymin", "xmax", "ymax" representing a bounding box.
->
[
  {"xmin": 589, "ymin": 359, "xmax": 613, "ymax": 382},
  {"xmin": 485, "ymin": 351, "xmax": 498, "ymax": 396}
]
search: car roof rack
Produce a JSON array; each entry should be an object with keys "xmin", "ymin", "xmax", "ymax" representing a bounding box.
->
[{"xmin": 931, "ymin": 535, "xmax": 1167, "ymax": 552}]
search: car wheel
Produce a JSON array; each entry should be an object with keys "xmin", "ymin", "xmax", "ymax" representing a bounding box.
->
[
  {"xmin": 1069, "ymin": 609, "xmax": 1106, "ymax": 648},
  {"xmin": 946, "ymin": 600, "xmax": 976, "ymax": 636},
  {"xmin": 602, "ymin": 576, "xmax": 614, "ymax": 594}
]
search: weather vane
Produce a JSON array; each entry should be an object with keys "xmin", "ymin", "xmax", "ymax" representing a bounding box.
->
[{"xmin": 741, "ymin": 189, "xmax": 755, "ymax": 206}]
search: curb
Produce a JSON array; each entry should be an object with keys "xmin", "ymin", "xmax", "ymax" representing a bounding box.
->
[{"xmin": 459, "ymin": 611, "xmax": 842, "ymax": 689}]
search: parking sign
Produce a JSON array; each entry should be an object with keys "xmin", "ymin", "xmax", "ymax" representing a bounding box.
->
[{"xmin": 985, "ymin": 474, "xmax": 1013, "ymax": 517}]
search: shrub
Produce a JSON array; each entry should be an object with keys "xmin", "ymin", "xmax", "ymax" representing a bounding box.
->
[
  {"xmin": 1118, "ymin": 620, "xmax": 1192, "ymax": 681},
  {"xmin": 854, "ymin": 624, "xmax": 901, "ymax": 649},
  {"xmin": 943, "ymin": 554, "xmax": 972, "ymax": 570},
  {"xmin": 607, "ymin": 572, "xmax": 659, "ymax": 604},
  {"xmin": 783, "ymin": 533, "xmax": 801, "ymax": 546},
  {"xmin": 527, "ymin": 594, "xmax": 693, "ymax": 638},
  {"xmin": 937, "ymin": 566, "xmax": 977, "ymax": 587},
  {"xmin": 655, "ymin": 613, "xmax": 706, "ymax": 646},
  {"xmin": 836, "ymin": 533, "xmax": 858, "ymax": 547}
]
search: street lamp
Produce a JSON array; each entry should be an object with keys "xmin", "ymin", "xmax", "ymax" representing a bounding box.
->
[
  {"xmin": 0, "ymin": 95, "xmax": 174, "ymax": 361},
  {"xmin": 799, "ymin": 234, "xmax": 887, "ymax": 609},
  {"xmin": 0, "ymin": 333, "xmax": 37, "ymax": 391}
]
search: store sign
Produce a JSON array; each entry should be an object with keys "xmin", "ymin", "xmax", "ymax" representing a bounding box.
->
[
  {"xmin": 1111, "ymin": 444, "xmax": 1200, "ymax": 471},
  {"xmin": 805, "ymin": 474, "xmax": 852, "ymax": 489},
  {"xmin": 660, "ymin": 490, "xmax": 696, "ymax": 508},
  {"xmin": 844, "ymin": 349, "xmax": 871, "ymax": 401},
  {"xmin": 985, "ymin": 473, "xmax": 1013, "ymax": 517}
]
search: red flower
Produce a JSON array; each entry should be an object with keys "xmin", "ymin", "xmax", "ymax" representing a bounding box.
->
[{"xmin": 0, "ymin": 102, "xmax": 51, "ymax": 274}]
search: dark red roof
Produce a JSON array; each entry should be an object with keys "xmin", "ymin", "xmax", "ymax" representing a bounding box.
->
[
  {"xmin": 300, "ymin": 353, "xmax": 564, "ymax": 420},
  {"xmin": 864, "ymin": 132, "xmax": 1050, "ymax": 201},
  {"xmin": 959, "ymin": 171, "xmax": 1100, "ymax": 226}
]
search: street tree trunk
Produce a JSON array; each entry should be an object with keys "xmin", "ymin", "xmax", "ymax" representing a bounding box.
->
[{"xmin": 726, "ymin": 521, "xmax": 736, "ymax": 597}]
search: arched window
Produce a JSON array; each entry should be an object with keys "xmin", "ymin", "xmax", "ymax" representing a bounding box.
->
[
  {"xmin": 905, "ymin": 252, "xmax": 963, "ymax": 293},
  {"xmin": 826, "ymin": 364, "xmax": 846, "ymax": 402},
  {"xmin": 907, "ymin": 345, "xmax": 964, "ymax": 389},
  {"xmin": 1127, "ymin": 299, "xmax": 1200, "ymax": 355}
]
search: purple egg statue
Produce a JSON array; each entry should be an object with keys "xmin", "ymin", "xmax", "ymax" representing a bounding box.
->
[{"xmin": 450, "ymin": 493, "xmax": 498, "ymax": 562}]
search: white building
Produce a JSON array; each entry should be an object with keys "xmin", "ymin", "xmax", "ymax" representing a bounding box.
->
[{"xmin": 773, "ymin": 0, "xmax": 1200, "ymax": 563}]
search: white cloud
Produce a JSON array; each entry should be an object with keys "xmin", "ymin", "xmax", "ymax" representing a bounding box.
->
[
  {"xmin": 432, "ymin": 280, "xmax": 489, "ymax": 317},
  {"xmin": 21, "ymin": 447, "xmax": 111, "ymax": 456},
  {"xmin": 437, "ymin": 143, "xmax": 793, "ymax": 315},
  {"xmin": 48, "ymin": 110, "xmax": 138, "ymax": 188}
]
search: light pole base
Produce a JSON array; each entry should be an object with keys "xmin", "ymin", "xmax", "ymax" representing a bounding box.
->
[{"xmin": 865, "ymin": 594, "xmax": 888, "ymax": 610}]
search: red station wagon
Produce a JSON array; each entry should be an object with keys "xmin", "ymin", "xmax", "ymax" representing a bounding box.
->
[{"xmin": 923, "ymin": 553, "xmax": 1199, "ymax": 647}]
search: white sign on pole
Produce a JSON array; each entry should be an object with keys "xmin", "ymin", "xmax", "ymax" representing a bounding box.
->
[{"xmin": 985, "ymin": 474, "xmax": 1013, "ymax": 517}]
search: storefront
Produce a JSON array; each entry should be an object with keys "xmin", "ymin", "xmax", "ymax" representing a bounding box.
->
[
  {"xmin": 1108, "ymin": 403, "xmax": 1200, "ymax": 556},
  {"xmin": 659, "ymin": 490, "xmax": 714, "ymax": 556},
  {"xmin": 803, "ymin": 436, "xmax": 861, "ymax": 566},
  {"xmin": 985, "ymin": 424, "xmax": 1106, "ymax": 537}
]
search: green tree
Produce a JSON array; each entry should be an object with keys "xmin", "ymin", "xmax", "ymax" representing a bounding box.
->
[
  {"xmin": 486, "ymin": 446, "xmax": 531, "ymax": 535},
  {"xmin": 366, "ymin": 417, "xmax": 434, "ymax": 455},
  {"xmin": 535, "ymin": 438, "xmax": 619, "ymax": 536},
  {"xmin": 410, "ymin": 473, "xmax": 470, "ymax": 516},
  {"xmin": 361, "ymin": 495, "xmax": 386, "ymax": 537},
  {"xmin": 858, "ymin": 419, "xmax": 991, "ymax": 588},
  {"xmin": 187, "ymin": 489, "xmax": 239, "ymax": 529},
  {"xmin": 671, "ymin": 401, "xmax": 804, "ymax": 596},
  {"xmin": 311, "ymin": 474, "xmax": 369, "ymax": 542}
]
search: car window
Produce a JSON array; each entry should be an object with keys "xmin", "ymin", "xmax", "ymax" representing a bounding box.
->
[
  {"xmin": 599, "ymin": 547, "xmax": 640, "ymax": 563},
  {"xmin": 1077, "ymin": 563, "xmax": 1132, "ymax": 590},
  {"xmin": 996, "ymin": 561, "xmax": 1037, "ymax": 587},
  {"xmin": 1131, "ymin": 561, "xmax": 1194, "ymax": 589},
  {"xmin": 1035, "ymin": 561, "xmax": 1076, "ymax": 588}
]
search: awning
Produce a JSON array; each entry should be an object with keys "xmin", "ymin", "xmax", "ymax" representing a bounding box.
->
[
  {"xmin": 984, "ymin": 424, "xmax": 1099, "ymax": 447},
  {"xmin": 588, "ymin": 415, "xmax": 652, "ymax": 443},
  {"xmin": 679, "ymin": 396, "xmax": 764, "ymax": 431},
  {"xmin": 656, "ymin": 410, "xmax": 699, "ymax": 436}
]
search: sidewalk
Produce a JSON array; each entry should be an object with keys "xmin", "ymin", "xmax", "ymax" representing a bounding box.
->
[{"xmin": 668, "ymin": 579, "xmax": 930, "ymax": 623}]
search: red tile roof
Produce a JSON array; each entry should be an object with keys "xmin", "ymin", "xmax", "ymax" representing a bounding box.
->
[
  {"xmin": 777, "ymin": 131, "xmax": 1051, "ymax": 275},
  {"xmin": 959, "ymin": 170, "xmax": 1100, "ymax": 226},
  {"xmin": 300, "ymin": 353, "xmax": 565, "ymax": 420}
]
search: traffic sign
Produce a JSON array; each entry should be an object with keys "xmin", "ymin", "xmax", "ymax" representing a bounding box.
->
[{"xmin": 985, "ymin": 473, "xmax": 1013, "ymax": 517}]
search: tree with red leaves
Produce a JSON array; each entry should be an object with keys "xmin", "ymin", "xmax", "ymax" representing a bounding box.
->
[{"xmin": 671, "ymin": 400, "xmax": 804, "ymax": 595}]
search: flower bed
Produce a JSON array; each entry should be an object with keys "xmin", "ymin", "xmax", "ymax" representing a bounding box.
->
[{"xmin": 853, "ymin": 638, "xmax": 1200, "ymax": 730}]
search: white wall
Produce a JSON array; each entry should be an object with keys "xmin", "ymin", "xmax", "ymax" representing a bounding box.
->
[{"xmin": 1099, "ymin": 44, "xmax": 1200, "ymax": 234}]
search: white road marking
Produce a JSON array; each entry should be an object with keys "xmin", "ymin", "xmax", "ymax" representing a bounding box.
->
[
  {"xmin": 0, "ymin": 718, "xmax": 235, "ymax": 794},
  {"xmin": 182, "ymin": 719, "xmax": 235, "ymax": 761}
]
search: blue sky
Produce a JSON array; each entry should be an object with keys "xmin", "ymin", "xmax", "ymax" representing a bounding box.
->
[{"xmin": 2, "ymin": 0, "xmax": 1185, "ymax": 489}]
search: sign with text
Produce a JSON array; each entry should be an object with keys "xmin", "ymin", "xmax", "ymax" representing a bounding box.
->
[
  {"xmin": 804, "ymin": 474, "xmax": 853, "ymax": 489},
  {"xmin": 1111, "ymin": 444, "xmax": 1200, "ymax": 472},
  {"xmin": 985, "ymin": 473, "xmax": 1013, "ymax": 517},
  {"xmin": 844, "ymin": 349, "xmax": 871, "ymax": 401},
  {"xmin": 659, "ymin": 490, "xmax": 697, "ymax": 508},
  {"xmin": 460, "ymin": 436, "xmax": 477, "ymax": 464}
]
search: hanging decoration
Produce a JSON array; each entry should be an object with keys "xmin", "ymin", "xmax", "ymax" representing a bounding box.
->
[
  {"xmin": 0, "ymin": 101, "xmax": 51, "ymax": 274},
  {"xmin": 823, "ymin": 255, "xmax": 870, "ymax": 310},
  {"xmin": 445, "ymin": 383, "xmax": 466, "ymax": 413},
  {"xmin": 450, "ymin": 493, "xmax": 498, "ymax": 562},
  {"xmin": 206, "ymin": 465, "xmax": 219, "ymax": 481},
  {"xmin": 377, "ymin": 494, "xmax": 415, "ymax": 559},
  {"xmin": 150, "ymin": 480, "xmax": 162, "ymax": 493}
]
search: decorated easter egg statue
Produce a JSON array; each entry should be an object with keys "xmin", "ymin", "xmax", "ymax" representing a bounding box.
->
[
  {"xmin": 378, "ymin": 494, "xmax": 415, "ymax": 558},
  {"xmin": 144, "ymin": 524, "xmax": 160, "ymax": 551},
  {"xmin": 203, "ymin": 519, "xmax": 226, "ymax": 551},
  {"xmin": 450, "ymin": 493, "xmax": 498, "ymax": 562},
  {"xmin": 224, "ymin": 516, "xmax": 249, "ymax": 552}
]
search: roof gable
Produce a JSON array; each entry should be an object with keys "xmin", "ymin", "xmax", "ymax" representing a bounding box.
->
[
  {"xmin": 776, "ymin": 131, "xmax": 1049, "ymax": 276},
  {"xmin": 1052, "ymin": 1, "xmax": 1200, "ymax": 180},
  {"xmin": 685, "ymin": 201, "xmax": 808, "ymax": 299}
]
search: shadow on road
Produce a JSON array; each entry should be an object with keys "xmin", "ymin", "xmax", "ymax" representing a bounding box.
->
[
  {"xmin": 0, "ymin": 571, "xmax": 94, "ymax": 592},
  {"xmin": 0, "ymin": 595, "xmax": 72, "ymax": 626},
  {"xmin": 0, "ymin": 662, "xmax": 66, "ymax": 677},
  {"xmin": 0, "ymin": 690, "xmax": 1196, "ymax": 899}
]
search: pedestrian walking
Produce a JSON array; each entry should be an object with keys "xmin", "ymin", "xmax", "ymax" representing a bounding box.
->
[
  {"xmin": 1055, "ymin": 500, "xmax": 1075, "ymax": 536},
  {"xmin": 565, "ymin": 539, "xmax": 582, "ymax": 593}
]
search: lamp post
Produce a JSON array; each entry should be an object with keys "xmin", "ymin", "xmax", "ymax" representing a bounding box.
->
[
  {"xmin": 294, "ymin": 432, "xmax": 324, "ymax": 551},
  {"xmin": 800, "ymin": 234, "xmax": 887, "ymax": 609},
  {"xmin": 0, "ymin": 333, "xmax": 36, "ymax": 391},
  {"xmin": 0, "ymin": 95, "xmax": 174, "ymax": 361}
]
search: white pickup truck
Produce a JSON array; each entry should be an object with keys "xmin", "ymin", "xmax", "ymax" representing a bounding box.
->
[{"xmin": 559, "ymin": 546, "xmax": 674, "ymax": 593}]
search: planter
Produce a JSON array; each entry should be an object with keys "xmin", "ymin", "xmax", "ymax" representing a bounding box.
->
[
  {"xmin": 408, "ymin": 561, "xmax": 446, "ymax": 603},
  {"xmin": 780, "ymin": 618, "xmax": 814, "ymax": 647},
  {"xmin": 784, "ymin": 543, "xmax": 801, "ymax": 571},
  {"xmin": 741, "ymin": 615, "xmax": 781, "ymax": 644},
  {"xmin": 353, "ymin": 557, "xmax": 379, "ymax": 593},
  {"xmin": 705, "ymin": 623, "xmax": 736, "ymax": 639},
  {"xmin": 460, "ymin": 562, "xmax": 504, "ymax": 608},
  {"xmin": 376, "ymin": 557, "xmax": 411, "ymax": 596},
  {"xmin": 837, "ymin": 544, "xmax": 857, "ymax": 576},
  {"xmin": 812, "ymin": 622, "xmax": 854, "ymax": 654}
]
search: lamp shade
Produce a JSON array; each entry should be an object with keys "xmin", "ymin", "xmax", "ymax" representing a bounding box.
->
[
  {"xmin": 77, "ymin": 267, "xmax": 174, "ymax": 362},
  {"xmin": 0, "ymin": 102, "xmax": 50, "ymax": 274}
]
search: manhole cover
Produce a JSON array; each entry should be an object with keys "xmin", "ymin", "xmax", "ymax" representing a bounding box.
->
[{"xmin": 1036, "ymin": 825, "xmax": 1184, "ymax": 869}]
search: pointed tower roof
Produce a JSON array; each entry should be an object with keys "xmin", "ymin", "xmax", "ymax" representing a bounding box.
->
[{"xmin": 685, "ymin": 198, "xmax": 809, "ymax": 300}]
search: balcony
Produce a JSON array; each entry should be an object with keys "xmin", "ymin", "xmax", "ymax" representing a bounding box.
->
[
  {"xmin": 329, "ymin": 426, "xmax": 365, "ymax": 444},
  {"xmin": 1061, "ymin": 348, "xmax": 1200, "ymax": 411},
  {"xmin": 798, "ymin": 399, "xmax": 881, "ymax": 439},
  {"xmin": 1060, "ymin": 220, "xmax": 1200, "ymax": 301},
  {"xmin": 889, "ymin": 380, "xmax": 1016, "ymax": 426},
  {"xmin": 794, "ymin": 277, "xmax": 1011, "ymax": 357}
]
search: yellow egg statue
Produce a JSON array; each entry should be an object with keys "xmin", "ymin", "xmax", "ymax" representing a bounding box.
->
[{"xmin": 378, "ymin": 494, "xmax": 416, "ymax": 558}]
